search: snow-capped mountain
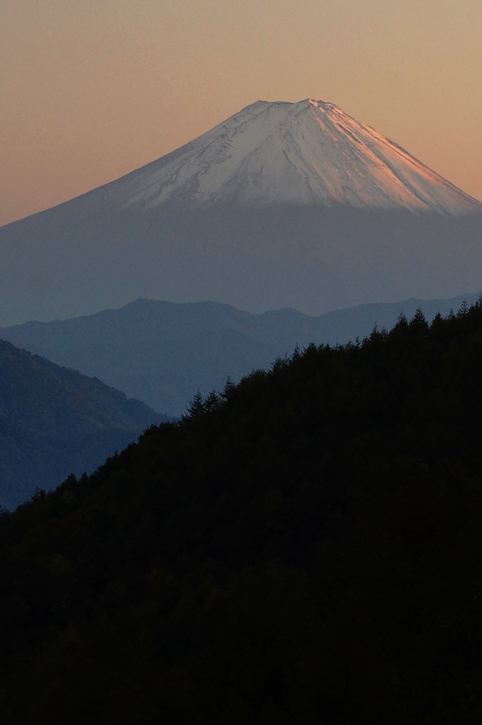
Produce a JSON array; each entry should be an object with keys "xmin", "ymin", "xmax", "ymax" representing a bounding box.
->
[
  {"xmin": 104, "ymin": 99, "xmax": 481, "ymax": 214},
  {"xmin": 0, "ymin": 99, "xmax": 481, "ymax": 327}
]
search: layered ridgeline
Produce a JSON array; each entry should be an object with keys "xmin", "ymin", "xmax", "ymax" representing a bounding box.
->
[
  {"xmin": 0, "ymin": 340, "xmax": 168, "ymax": 509},
  {"xmin": 2, "ymin": 305, "xmax": 482, "ymax": 722},
  {"xmin": 2, "ymin": 291, "xmax": 480, "ymax": 416},
  {"xmin": 1, "ymin": 99, "xmax": 481, "ymax": 326}
]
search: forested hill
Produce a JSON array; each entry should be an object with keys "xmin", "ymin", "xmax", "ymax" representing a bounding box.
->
[
  {"xmin": 2, "ymin": 304, "xmax": 482, "ymax": 722},
  {"xmin": 0, "ymin": 340, "xmax": 168, "ymax": 509}
]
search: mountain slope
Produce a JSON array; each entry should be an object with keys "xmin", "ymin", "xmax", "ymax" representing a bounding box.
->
[
  {"xmin": 0, "ymin": 99, "xmax": 481, "ymax": 326},
  {"xmin": 2, "ymin": 292, "xmax": 479, "ymax": 415},
  {"xmin": 2, "ymin": 305, "xmax": 482, "ymax": 722},
  {"xmin": 0, "ymin": 340, "xmax": 168, "ymax": 509}
]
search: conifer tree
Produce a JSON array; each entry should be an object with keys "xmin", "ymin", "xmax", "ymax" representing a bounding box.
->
[{"xmin": 183, "ymin": 388, "xmax": 205, "ymax": 421}]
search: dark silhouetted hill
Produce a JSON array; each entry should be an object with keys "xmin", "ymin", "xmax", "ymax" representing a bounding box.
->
[{"xmin": 1, "ymin": 303, "xmax": 482, "ymax": 721}]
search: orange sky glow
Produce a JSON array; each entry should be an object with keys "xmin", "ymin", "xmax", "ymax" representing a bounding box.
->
[{"xmin": 1, "ymin": 0, "xmax": 481, "ymax": 227}]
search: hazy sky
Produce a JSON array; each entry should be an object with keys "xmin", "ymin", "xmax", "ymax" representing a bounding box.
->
[{"xmin": 1, "ymin": 0, "xmax": 481, "ymax": 226}]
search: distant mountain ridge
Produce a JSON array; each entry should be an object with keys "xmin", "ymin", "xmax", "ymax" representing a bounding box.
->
[
  {"xmin": 0, "ymin": 99, "xmax": 481, "ymax": 326},
  {"xmin": 0, "ymin": 340, "xmax": 168, "ymax": 509},
  {"xmin": 2, "ymin": 292, "xmax": 478, "ymax": 417}
]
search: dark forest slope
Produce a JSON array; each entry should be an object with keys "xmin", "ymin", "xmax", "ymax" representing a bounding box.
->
[
  {"xmin": 1, "ymin": 305, "xmax": 482, "ymax": 722},
  {"xmin": 0, "ymin": 340, "xmax": 168, "ymax": 508}
]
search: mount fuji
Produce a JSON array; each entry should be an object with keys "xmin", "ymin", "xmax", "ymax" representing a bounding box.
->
[{"xmin": 1, "ymin": 99, "xmax": 481, "ymax": 325}]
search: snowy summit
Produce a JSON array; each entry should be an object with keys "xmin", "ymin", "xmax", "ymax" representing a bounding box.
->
[{"xmin": 106, "ymin": 99, "xmax": 482, "ymax": 215}]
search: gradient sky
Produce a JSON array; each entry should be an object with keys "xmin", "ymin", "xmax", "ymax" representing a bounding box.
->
[{"xmin": 1, "ymin": 0, "xmax": 481, "ymax": 227}]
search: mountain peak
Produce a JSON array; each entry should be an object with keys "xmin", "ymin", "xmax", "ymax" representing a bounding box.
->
[{"xmin": 101, "ymin": 98, "xmax": 481, "ymax": 215}]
